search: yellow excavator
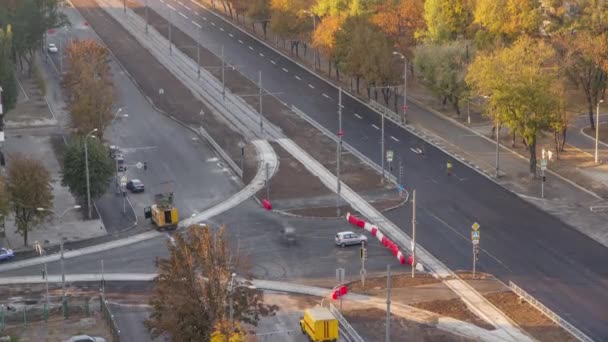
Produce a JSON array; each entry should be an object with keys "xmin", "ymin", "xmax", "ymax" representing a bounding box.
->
[{"xmin": 144, "ymin": 192, "xmax": 179, "ymax": 230}]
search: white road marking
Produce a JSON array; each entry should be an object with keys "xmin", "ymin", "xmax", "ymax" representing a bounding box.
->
[
  {"xmin": 282, "ymin": 67, "xmax": 289, "ymax": 72},
  {"xmin": 249, "ymin": 46, "xmax": 254, "ymax": 50},
  {"xmin": 259, "ymin": 53, "xmax": 264, "ymax": 57},
  {"xmin": 371, "ymin": 124, "xmax": 380, "ymax": 130},
  {"xmin": 390, "ymin": 136, "xmax": 399, "ymax": 142},
  {"xmin": 179, "ymin": 12, "xmax": 188, "ymax": 19},
  {"xmin": 229, "ymin": 33, "xmax": 233, "ymax": 38},
  {"xmin": 295, "ymin": 76, "xmax": 301, "ymax": 80},
  {"xmin": 211, "ymin": 22, "xmax": 216, "ymax": 26},
  {"xmin": 308, "ymin": 84, "xmax": 315, "ymax": 89},
  {"xmin": 191, "ymin": 20, "xmax": 202, "ymax": 29},
  {"xmin": 270, "ymin": 60, "xmax": 276, "ymax": 65},
  {"xmin": 238, "ymin": 39, "xmax": 244, "ymax": 44},
  {"xmin": 167, "ymin": 4, "xmax": 176, "ymax": 10},
  {"xmin": 176, "ymin": 1, "xmax": 183, "ymax": 4},
  {"xmin": 202, "ymin": 16, "xmax": 207, "ymax": 21},
  {"xmin": 322, "ymin": 93, "xmax": 331, "ymax": 100},
  {"xmin": 220, "ymin": 27, "xmax": 224, "ymax": 32},
  {"xmin": 159, "ymin": 0, "xmax": 164, "ymax": 3},
  {"xmin": 354, "ymin": 113, "xmax": 363, "ymax": 119}
]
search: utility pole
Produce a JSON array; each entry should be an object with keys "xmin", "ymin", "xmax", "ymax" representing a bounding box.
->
[
  {"xmin": 411, "ymin": 190, "xmax": 416, "ymax": 278},
  {"xmin": 495, "ymin": 119, "xmax": 500, "ymax": 178},
  {"xmin": 145, "ymin": 0, "xmax": 149, "ymax": 34},
  {"xmin": 386, "ymin": 265, "xmax": 391, "ymax": 342},
  {"xmin": 596, "ymin": 100, "xmax": 603, "ymax": 164},
  {"xmin": 60, "ymin": 240, "xmax": 65, "ymax": 302},
  {"xmin": 228, "ymin": 273, "xmax": 236, "ymax": 339},
  {"xmin": 265, "ymin": 163, "xmax": 270, "ymax": 201},
  {"xmin": 197, "ymin": 29, "xmax": 201, "ymax": 79},
  {"xmin": 169, "ymin": 11, "xmax": 173, "ymax": 55},
  {"xmin": 336, "ymin": 88, "xmax": 343, "ymax": 217},
  {"xmin": 360, "ymin": 241, "xmax": 367, "ymax": 289},
  {"xmin": 398, "ymin": 159, "xmax": 403, "ymax": 186},
  {"xmin": 101, "ymin": 259, "xmax": 105, "ymax": 293},
  {"xmin": 381, "ymin": 110, "xmax": 385, "ymax": 183},
  {"xmin": 258, "ymin": 71, "xmax": 264, "ymax": 135},
  {"xmin": 85, "ymin": 139, "xmax": 92, "ymax": 219},
  {"xmin": 403, "ymin": 58, "xmax": 407, "ymax": 125},
  {"xmin": 222, "ymin": 46, "xmax": 226, "ymax": 100}
]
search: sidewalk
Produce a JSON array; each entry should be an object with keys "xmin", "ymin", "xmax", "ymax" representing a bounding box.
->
[
  {"xmin": 205, "ymin": 3, "xmax": 608, "ymax": 248},
  {"xmin": 1, "ymin": 56, "xmax": 106, "ymax": 251}
]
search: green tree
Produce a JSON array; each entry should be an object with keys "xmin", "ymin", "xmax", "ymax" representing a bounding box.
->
[
  {"xmin": 467, "ymin": 36, "xmax": 563, "ymax": 175},
  {"xmin": 7, "ymin": 155, "xmax": 53, "ymax": 246},
  {"xmin": 423, "ymin": 0, "xmax": 473, "ymax": 42},
  {"xmin": 270, "ymin": 0, "xmax": 313, "ymax": 57},
  {"xmin": 145, "ymin": 225, "xmax": 277, "ymax": 341},
  {"xmin": 414, "ymin": 40, "xmax": 472, "ymax": 116},
  {"xmin": 0, "ymin": 25, "xmax": 17, "ymax": 116},
  {"xmin": 62, "ymin": 136, "xmax": 114, "ymax": 206}
]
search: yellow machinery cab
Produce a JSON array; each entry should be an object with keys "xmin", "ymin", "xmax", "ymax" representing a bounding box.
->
[
  {"xmin": 145, "ymin": 192, "xmax": 178, "ymax": 230},
  {"xmin": 299, "ymin": 307, "xmax": 339, "ymax": 342}
]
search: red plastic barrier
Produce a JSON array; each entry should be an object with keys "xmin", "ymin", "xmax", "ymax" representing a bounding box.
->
[
  {"xmin": 356, "ymin": 220, "xmax": 365, "ymax": 228},
  {"xmin": 371, "ymin": 227, "xmax": 378, "ymax": 236},
  {"xmin": 399, "ymin": 254, "xmax": 406, "ymax": 264},
  {"xmin": 262, "ymin": 199, "xmax": 272, "ymax": 210}
]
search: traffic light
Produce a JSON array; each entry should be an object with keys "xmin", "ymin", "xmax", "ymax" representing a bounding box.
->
[{"xmin": 474, "ymin": 245, "xmax": 480, "ymax": 261}]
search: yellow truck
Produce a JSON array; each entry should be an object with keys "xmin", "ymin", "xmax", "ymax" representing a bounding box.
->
[
  {"xmin": 299, "ymin": 307, "xmax": 339, "ymax": 342},
  {"xmin": 144, "ymin": 192, "xmax": 179, "ymax": 230}
]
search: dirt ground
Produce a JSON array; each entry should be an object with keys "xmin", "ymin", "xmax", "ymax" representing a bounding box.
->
[
  {"xmin": 3, "ymin": 314, "xmax": 111, "ymax": 342},
  {"xmin": 343, "ymin": 308, "xmax": 474, "ymax": 342},
  {"xmin": 412, "ymin": 297, "xmax": 494, "ymax": 330},
  {"xmin": 583, "ymin": 124, "xmax": 608, "ymax": 144},
  {"xmin": 485, "ymin": 291, "xmax": 577, "ymax": 342},
  {"xmin": 346, "ymin": 272, "xmax": 439, "ymax": 293}
]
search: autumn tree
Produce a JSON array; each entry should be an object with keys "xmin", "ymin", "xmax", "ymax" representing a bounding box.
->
[
  {"xmin": 270, "ymin": 0, "xmax": 313, "ymax": 56},
  {"xmin": 473, "ymin": 0, "xmax": 542, "ymax": 46},
  {"xmin": 145, "ymin": 225, "xmax": 277, "ymax": 341},
  {"xmin": 423, "ymin": 0, "xmax": 474, "ymax": 42},
  {"xmin": 467, "ymin": 36, "xmax": 564, "ymax": 175},
  {"xmin": 414, "ymin": 40, "xmax": 472, "ymax": 116},
  {"xmin": 553, "ymin": 30, "xmax": 606, "ymax": 131},
  {"xmin": 7, "ymin": 155, "xmax": 53, "ymax": 246},
  {"xmin": 370, "ymin": 0, "xmax": 425, "ymax": 61},
  {"xmin": 62, "ymin": 136, "xmax": 114, "ymax": 207},
  {"xmin": 247, "ymin": 0, "xmax": 271, "ymax": 38},
  {"xmin": 0, "ymin": 25, "xmax": 17, "ymax": 117},
  {"xmin": 312, "ymin": 14, "xmax": 344, "ymax": 77},
  {"xmin": 63, "ymin": 40, "xmax": 114, "ymax": 138}
]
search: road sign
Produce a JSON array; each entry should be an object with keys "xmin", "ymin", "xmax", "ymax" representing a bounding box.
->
[
  {"xmin": 472, "ymin": 222, "xmax": 480, "ymax": 231},
  {"xmin": 136, "ymin": 162, "xmax": 143, "ymax": 169},
  {"xmin": 471, "ymin": 230, "xmax": 480, "ymax": 244},
  {"xmin": 120, "ymin": 175, "xmax": 128, "ymax": 187},
  {"xmin": 541, "ymin": 159, "xmax": 547, "ymax": 171},
  {"xmin": 337, "ymin": 130, "xmax": 344, "ymax": 137},
  {"xmin": 386, "ymin": 150, "xmax": 394, "ymax": 162},
  {"xmin": 336, "ymin": 268, "xmax": 345, "ymax": 283}
]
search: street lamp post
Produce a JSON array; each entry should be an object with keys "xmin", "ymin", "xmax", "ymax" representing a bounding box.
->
[
  {"xmin": 85, "ymin": 128, "xmax": 98, "ymax": 219},
  {"xmin": 303, "ymin": 10, "xmax": 317, "ymax": 70},
  {"xmin": 596, "ymin": 99, "xmax": 603, "ymax": 164},
  {"xmin": 484, "ymin": 96, "xmax": 500, "ymax": 178},
  {"xmin": 36, "ymin": 206, "xmax": 82, "ymax": 309},
  {"xmin": 393, "ymin": 51, "xmax": 407, "ymax": 125}
]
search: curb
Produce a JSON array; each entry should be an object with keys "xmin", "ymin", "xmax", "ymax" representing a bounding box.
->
[{"xmin": 579, "ymin": 125, "xmax": 608, "ymax": 149}]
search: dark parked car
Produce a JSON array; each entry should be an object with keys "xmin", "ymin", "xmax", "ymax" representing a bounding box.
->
[
  {"xmin": 126, "ymin": 179, "xmax": 145, "ymax": 193},
  {"xmin": 0, "ymin": 248, "xmax": 14, "ymax": 262}
]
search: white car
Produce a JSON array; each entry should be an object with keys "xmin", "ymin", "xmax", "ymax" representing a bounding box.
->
[
  {"xmin": 48, "ymin": 43, "xmax": 58, "ymax": 53},
  {"xmin": 65, "ymin": 335, "xmax": 106, "ymax": 342},
  {"xmin": 335, "ymin": 231, "xmax": 367, "ymax": 247}
]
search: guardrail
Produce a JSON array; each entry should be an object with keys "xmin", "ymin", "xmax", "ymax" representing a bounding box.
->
[
  {"xmin": 100, "ymin": 294, "xmax": 121, "ymax": 342},
  {"xmin": 589, "ymin": 205, "xmax": 608, "ymax": 213},
  {"xmin": 197, "ymin": 127, "xmax": 242, "ymax": 178},
  {"xmin": 369, "ymin": 100, "xmax": 404, "ymax": 125},
  {"xmin": 509, "ymin": 281, "xmax": 593, "ymax": 342},
  {"xmin": 328, "ymin": 303, "xmax": 365, "ymax": 342}
]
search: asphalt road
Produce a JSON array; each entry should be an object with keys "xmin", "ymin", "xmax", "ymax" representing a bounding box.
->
[
  {"xmin": 134, "ymin": 1, "xmax": 608, "ymax": 339},
  {"xmin": 45, "ymin": 7, "xmax": 240, "ymax": 231}
]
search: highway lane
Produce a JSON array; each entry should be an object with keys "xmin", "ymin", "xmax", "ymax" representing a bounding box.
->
[{"xmin": 134, "ymin": 1, "xmax": 608, "ymax": 338}]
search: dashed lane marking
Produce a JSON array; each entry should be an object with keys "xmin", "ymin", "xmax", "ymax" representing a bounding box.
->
[
  {"xmin": 354, "ymin": 113, "xmax": 362, "ymax": 119},
  {"xmin": 391, "ymin": 136, "xmax": 399, "ymax": 142},
  {"xmin": 249, "ymin": 46, "xmax": 254, "ymax": 50},
  {"xmin": 228, "ymin": 33, "xmax": 233, "ymax": 38},
  {"xmin": 259, "ymin": 53, "xmax": 264, "ymax": 57},
  {"xmin": 295, "ymin": 76, "xmax": 301, "ymax": 80},
  {"xmin": 167, "ymin": 4, "xmax": 176, "ymax": 10},
  {"xmin": 322, "ymin": 93, "xmax": 332, "ymax": 100},
  {"xmin": 371, "ymin": 124, "xmax": 380, "ymax": 130},
  {"xmin": 271, "ymin": 60, "xmax": 276, "ymax": 65},
  {"xmin": 282, "ymin": 67, "xmax": 289, "ymax": 72},
  {"xmin": 179, "ymin": 12, "xmax": 188, "ymax": 19},
  {"xmin": 308, "ymin": 84, "xmax": 315, "ymax": 89},
  {"xmin": 191, "ymin": 20, "xmax": 201, "ymax": 29},
  {"xmin": 238, "ymin": 39, "xmax": 244, "ymax": 44}
]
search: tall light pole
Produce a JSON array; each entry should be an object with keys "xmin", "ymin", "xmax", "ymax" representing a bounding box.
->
[
  {"xmin": 393, "ymin": 51, "xmax": 407, "ymax": 124},
  {"xmin": 596, "ymin": 99, "xmax": 603, "ymax": 164},
  {"xmin": 145, "ymin": 0, "xmax": 149, "ymax": 34},
  {"xmin": 111, "ymin": 109, "xmax": 127, "ymax": 189},
  {"xmin": 484, "ymin": 96, "xmax": 500, "ymax": 178},
  {"xmin": 36, "ymin": 206, "xmax": 82, "ymax": 308},
  {"xmin": 303, "ymin": 10, "xmax": 317, "ymax": 70},
  {"xmin": 85, "ymin": 128, "xmax": 98, "ymax": 219},
  {"xmin": 337, "ymin": 88, "xmax": 343, "ymax": 217},
  {"xmin": 0, "ymin": 86, "xmax": 3, "ymax": 117},
  {"xmin": 228, "ymin": 272, "xmax": 236, "ymax": 338}
]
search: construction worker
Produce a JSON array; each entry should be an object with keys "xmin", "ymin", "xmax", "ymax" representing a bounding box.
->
[{"xmin": 446, "ymin": 160, "xmax": 453, "ymax": 176}]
